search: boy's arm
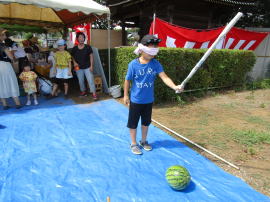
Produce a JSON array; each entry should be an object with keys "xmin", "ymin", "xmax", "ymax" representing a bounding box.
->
[
  {"xmin": 159, "ymin": 72, "xmax": 184, "ymax": 92},
  {"xmin": 123, "ymin": 80, "xmax": 130, "ymax": 105}
]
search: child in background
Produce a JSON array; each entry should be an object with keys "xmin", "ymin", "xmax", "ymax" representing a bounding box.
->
[
  {"xmin": 47, "ymin": 49, "xmax": 61, "ymax": 96},
  {"xmin": 19, "ymin": 62, "xmax": 38, "ymax": 105},
  {"xmin": 50, "ymin": 39, "xmax": 72, "ymax": 99}
]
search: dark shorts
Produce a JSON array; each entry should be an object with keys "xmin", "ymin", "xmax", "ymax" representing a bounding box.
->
[
  {"xmin": 50, "ymin": 77, "xmax": 57, "ymax": 84},
  {"xmin": 127, "ymin": 102, "xmax": 153, "ymax": 129},
  {"xmin": 55, "ymin": 78, "xmax": 71, "ymax": 85}
]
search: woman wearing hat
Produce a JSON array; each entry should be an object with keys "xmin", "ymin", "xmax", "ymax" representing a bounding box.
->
[{"xmin": 0, "ymin": 28, "xmax": 22, "ymax": 110}]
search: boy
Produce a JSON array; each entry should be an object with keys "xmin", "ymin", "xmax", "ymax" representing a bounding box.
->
[{"xmin": 124, "ymin": 34, "xmax": 183, "ymax": 155}]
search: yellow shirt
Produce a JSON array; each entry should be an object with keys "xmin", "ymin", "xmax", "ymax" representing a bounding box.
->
[
  {"xmin": 54, "ymin": 51, "xmax": 71, "ymax": 69},
  {"xmin": 19, "ymin": 71, "xmax": 37, "ymax": 93}
]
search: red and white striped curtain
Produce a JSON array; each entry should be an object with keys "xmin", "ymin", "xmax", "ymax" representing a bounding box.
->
[{"xmin": 149, "ymin": 18, "xmax": 268, "ymax": 50}]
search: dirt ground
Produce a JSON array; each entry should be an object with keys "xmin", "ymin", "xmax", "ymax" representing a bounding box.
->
[
  {"xmin": 71, "ymin": 88, "xmax": 270, "ymax": 197},
  {"xmin": 151, "ymin": 89, "xmax": 270, "ymax": 197}
]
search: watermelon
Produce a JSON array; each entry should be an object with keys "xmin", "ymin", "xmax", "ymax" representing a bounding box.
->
[{"xmin": 165, "ymin": 165, "xmax": 191, "ymax": 191}]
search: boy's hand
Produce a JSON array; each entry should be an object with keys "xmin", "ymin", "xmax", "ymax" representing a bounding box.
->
[
  {"xmin": 68, "ymin": 71, "xmax": 72, "ymax": 76},
  {"xmin": 123, "ymin": 96, "xmax": 130, "ymax": 105},
  {"xmin": 174, "ymin": 85, "xmax": 184, "ymax": 93}
]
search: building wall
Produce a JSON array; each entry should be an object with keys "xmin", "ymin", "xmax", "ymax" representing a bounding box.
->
[
  {"xmin": 91, "ymin": 29, "xmax": 122, "ymax": 49},
  {"xmin": 246, "ymin": 28, "xmax": 270, "ymax": 81}
]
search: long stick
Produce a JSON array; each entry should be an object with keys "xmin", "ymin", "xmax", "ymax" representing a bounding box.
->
[
  {"xmin": 177, "ymin": 12, "xmax": 243, "ymax": 92},
  {"xmin": 153, "ymin": 13, "xmax": 156, "ymax": 35},
  {"xmin": 152, "ymin": 119, "xmax": 240, "ymax": 170}
]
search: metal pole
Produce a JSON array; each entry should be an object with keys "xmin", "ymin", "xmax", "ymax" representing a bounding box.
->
[
  {"xmin": 177, "ymin": 12, "xmax": 243, "ymax": 92},
  {"xmin": 108, "ymin": 14, "xmax": 111, "ymax": 87},
  {"xmin": 152, "ymin": 119, "xmax": 240, "ymax": 170}
]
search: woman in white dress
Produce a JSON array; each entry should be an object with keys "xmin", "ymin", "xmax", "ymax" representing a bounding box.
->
[{"xmin": 0, "ymin": 28, "xmax": 21, "ymax": 110}]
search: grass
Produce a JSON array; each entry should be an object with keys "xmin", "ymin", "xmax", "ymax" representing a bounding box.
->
[
  {"xmin": 232, "ymin": 130, "xmax": 270, "ymax": 146},
  {"xmin": 245, "ymin": 116, "xmax": 270, "ymax": 128}
]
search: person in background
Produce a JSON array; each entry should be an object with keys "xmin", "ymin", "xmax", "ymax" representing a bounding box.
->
[
  {"xmin": 19, "ymin": 62, "xmax": 38, "ymax": 105},
  {"xmin": 71, "ymin": 32, "xmax": 98, "ymax": 101},
  {"xmin": 47, "ymin": 49, "xmax": 60, "ymax": 96},
  {"xmin": 0, "ymin": 28, "xmax": 22, "ymax": 110},
  {"xmin": 49, "ymin": 39, "xmax": 72, "ymax": 99},
  {"xmin": 11, "ymin": 42, "xmax": 29, "ymax": 74}
]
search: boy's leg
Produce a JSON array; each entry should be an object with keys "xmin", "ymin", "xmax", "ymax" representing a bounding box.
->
[
  {"xmin": 130, "ymin": 128, "xmax": 137, "ymax": 145},
  {"xmin": 141, "ymin": 125, "xmax": 149, "ymax": 143},
  {"xmin": 127, "ymin": 102, "xmax": 142, "ymax": 154},
  {"xmin": 139, "ymin": 103, "xmax": 153, "ymax": 151},
  {"xmin": 76, "ymin": 69, "xmax": 86, "ymax": 93}
]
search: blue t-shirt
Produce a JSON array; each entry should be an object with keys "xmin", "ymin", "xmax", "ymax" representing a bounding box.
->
[{"xmin": 125, "ymin": 58, "xmax": 164, "ymax": 104}]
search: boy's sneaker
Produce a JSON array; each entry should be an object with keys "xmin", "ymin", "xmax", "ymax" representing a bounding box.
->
[
  {"xmin": 92, "ymin": 93, "xmax": 98, "ymax": 101},
  {"xmin": 139, "ymin": 141, "xmax": 152, "ymax": 151},
  {"xmin": 79, "ymin": 91, "xmax": 87, "ymax": 97},
  {"xmin": 130, "ymin": 144, "xmax": 142, "ymax": 155},
  {"xmin": 34, "ymin": 100, "xmax": 38, "ymax": 105},
  {"xmin": 26, "ymin": 100, "xmax": 31, "ymax": 106}
]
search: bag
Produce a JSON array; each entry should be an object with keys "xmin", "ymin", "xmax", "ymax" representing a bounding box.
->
[{"xmin": 38, "ymin": 77, "xmax": 53, "ymax": 95}]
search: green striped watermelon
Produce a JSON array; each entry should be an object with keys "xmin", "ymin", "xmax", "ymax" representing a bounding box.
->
[{"xmin": 165, "ymin": 165, "xmax": 191, "ymax": 190}]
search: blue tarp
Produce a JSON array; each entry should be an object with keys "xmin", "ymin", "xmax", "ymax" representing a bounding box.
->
[{"xmin": 0, "ymin": 98, "xmax": 269, "ymax": 202}]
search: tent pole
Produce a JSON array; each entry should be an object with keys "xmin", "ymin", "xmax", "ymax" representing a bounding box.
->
[
  {"xmin": 108, "ymin": 14, "xmax": 111, "ymax": 87},
  {"xmin": 45, "ymin": 31, "xmax": 48, "ymax": 47}
]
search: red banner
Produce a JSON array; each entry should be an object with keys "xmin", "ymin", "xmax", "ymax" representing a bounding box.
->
[{"xmin": 149, "ymin": 18, "xmax": 268, "ymax": 50}]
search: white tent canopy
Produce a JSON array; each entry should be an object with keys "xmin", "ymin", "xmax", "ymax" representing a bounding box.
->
[
  {"xmin": 0, "ymin": 0, "xmax": 112, "ymax": 87},
  {"xmin": 0, "ymin": 0, "xmax": 110, "ymax": 15},
  {"xmin": 0, "ymin": 0, "xmax": 110, "ymax": 28}
]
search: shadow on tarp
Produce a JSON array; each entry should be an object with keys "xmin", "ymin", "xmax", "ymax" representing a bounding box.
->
[{"xmin": 0, "ymin": 96, "xmax": 75, "ymax": 117}]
